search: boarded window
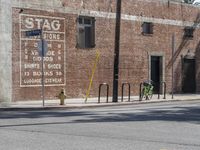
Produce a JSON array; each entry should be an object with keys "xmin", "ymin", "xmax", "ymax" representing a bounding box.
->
[
  {"xmin": 142, "ymin": 22, "xmax": 153, "ymax": 35},
  {"xmin": 77, "ymin": 16, "xmax": 95, "ymax": 49}
]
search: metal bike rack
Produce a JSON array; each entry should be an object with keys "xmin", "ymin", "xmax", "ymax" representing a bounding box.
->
[
  {"xmin": 98, "ymin": 83, "xmax": 109, "ymax": 103},
  {"xmin": 158, "ymin": 81, "xmax": 166, "ymax": 99},
  {"xmin": 139, "ymin": 82, "xmax": 143, "ymax": 101},
  {"xmin": 121, "ymin": 83, "xmax": 131, "ymax": 102}
]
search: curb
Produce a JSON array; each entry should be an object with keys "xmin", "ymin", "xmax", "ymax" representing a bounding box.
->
[{"xmin": 0, "ymin": 98, "xmax": 200, "ymax": 111}]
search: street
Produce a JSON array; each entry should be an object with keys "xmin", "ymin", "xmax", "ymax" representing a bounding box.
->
[{"xmin": 0, "ymin": 100, "xmax": 200, "ymax": 150}]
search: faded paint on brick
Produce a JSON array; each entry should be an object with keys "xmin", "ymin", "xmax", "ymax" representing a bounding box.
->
[{"xmin": 0, "ymin": 0, "xmax": 200, "ymax": 102}]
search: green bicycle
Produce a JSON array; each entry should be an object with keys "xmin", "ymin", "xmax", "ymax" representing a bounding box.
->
[{"xmin": 141, "ymin": 81, "xmax": 154, "ymax": 100}]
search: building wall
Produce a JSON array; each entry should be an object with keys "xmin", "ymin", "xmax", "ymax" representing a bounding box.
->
[
  {"xmin": 0, "ymin": 0, "xmax": 12, "ymax": 105},
  {"xmin": 1, "ymin": 0, "xmax": 200, "ymax": 103}
]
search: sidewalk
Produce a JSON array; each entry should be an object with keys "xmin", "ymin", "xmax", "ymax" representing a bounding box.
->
[{"xmin": 0, "ymin": 94, "xmax": 200, "ymax": 110}]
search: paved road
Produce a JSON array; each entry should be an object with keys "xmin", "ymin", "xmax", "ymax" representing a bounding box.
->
[{"xmin": 0, "ymin": 100, "xmax": 200, "ymax": 150}]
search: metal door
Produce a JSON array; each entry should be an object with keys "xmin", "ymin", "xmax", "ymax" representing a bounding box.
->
[
  {"xmin": 182, "ymin": 58, "xmax": 196, "ymax": 93},
  {"xmin": 151, "ymin": 56, "xmax": 162, "ymax": 94}
]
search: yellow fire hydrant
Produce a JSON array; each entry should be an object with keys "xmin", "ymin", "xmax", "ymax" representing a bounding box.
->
[{"xmin": 57, "ymin": 89, "xmax": 66, "ymax": 105}]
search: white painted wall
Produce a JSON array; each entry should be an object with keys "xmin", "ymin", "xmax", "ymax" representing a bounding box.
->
[{"xmin": 0, "ymin": 0, "xmax": 12, "ymax": 106}]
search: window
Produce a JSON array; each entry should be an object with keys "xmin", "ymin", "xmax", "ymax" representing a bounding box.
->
[
  {"xmin": 184, "ymin": 27, "xmax": 194, "ymax": 39},
  {"xmin": 77, "ymin": 16, "xmax": 95, "ymax": 49},
  {"xmin": 142, "ymin": 22, "xmax": 153, "ymax": 35}
]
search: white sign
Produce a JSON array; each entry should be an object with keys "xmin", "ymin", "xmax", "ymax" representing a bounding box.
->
[{"xmin": 20, "ymin": 14, "xmax": 66, "ymax": 87}]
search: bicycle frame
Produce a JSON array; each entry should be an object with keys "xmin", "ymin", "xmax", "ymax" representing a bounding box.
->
[{"xmin": 142, "ymin": 83, "xmax": 154, "ymax": 100}]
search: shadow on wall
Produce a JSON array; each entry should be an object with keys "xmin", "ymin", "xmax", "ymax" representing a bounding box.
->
[
  {"xmin": 167, "ymin": 13, "xmax": 200, "ymax": 93},
  {"xmin": 173, "ymin": 61, "xmax": 182, "ymax": 93},
  {"xmin": 195, "ymin": 41, "xmax": 200, "ymax": 93}
]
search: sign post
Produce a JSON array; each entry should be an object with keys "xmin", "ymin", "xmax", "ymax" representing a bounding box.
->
[
  {"xmin": 41, "ymin": 31, "xmax": 45, "ymax": 107},
  {"xmin": 172, "ymin": 33, "xmax": 175, "ymax": 99},
  {"xmin": 25, "ymin": 29, "xmax": 47, "ymax": 106}
]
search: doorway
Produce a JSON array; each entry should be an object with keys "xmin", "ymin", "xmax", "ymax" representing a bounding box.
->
[
  {"xmin": 182, "ymin": 58, "xmax": 196, "ymax": 93},
  {"xmin": 151, "ymin": 56, "xmax": 163, "ymax": 94}
]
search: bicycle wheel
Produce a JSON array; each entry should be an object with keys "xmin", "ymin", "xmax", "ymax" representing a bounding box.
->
[
  {"xmin": 140, "ymin": 88, "xmax": 145, "ymax": 100},
  {"xmin": 147, "ymin": 87, "xmax": 153, "ymax": 100},
  {"xmin": 147, "ymin": 93, "xmax": 153, "ymax": 100}
]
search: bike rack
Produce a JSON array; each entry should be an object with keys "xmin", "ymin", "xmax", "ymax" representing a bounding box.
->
[
  {"xmin": 98, "ymin": 83, "xmax": 109, "ymax": 103},
  {"xmin": 139, "ymin": 82, "xmax": 143, "ymax": 101},
  {"xmin": 158, "ymin": 81, "xmax": 166, "ymax": 99},
  {"xmin": 121, "ymin": 83, "xmax": 131, "ymax": 102}
]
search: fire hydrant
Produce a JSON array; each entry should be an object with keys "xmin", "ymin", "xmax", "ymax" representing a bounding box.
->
[{"xmin": 57, "ymin": 89, "xmax": 66, "ymax": 105}]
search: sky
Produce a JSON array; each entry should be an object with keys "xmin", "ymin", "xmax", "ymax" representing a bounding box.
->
[{"xmin": 193, "ymin": 0, "xmax": 200, "ymax": 4}]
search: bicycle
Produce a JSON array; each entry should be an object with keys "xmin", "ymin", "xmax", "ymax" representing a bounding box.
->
[{"xmin": 141, "ymin": 80, "xmax": 154, "ymax": 100}]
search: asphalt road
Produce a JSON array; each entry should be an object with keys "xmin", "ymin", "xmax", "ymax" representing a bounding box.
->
[{"xmin": 0, "ymin": 100, "xmax": 200, "ymax": 150}]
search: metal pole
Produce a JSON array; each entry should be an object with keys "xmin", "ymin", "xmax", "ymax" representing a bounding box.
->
[
  {"xmin": 172, "ymin": 33, "xmax": 175, "ymax": 99},
  {"xmin": 41, "ymin": 30, "xmax": 45, "ymax": 106},
  {"xmin": 112, "ymin": 0, "xmax": 122, "ymax": 102}
]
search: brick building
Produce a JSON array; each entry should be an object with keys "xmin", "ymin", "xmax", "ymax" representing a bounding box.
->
[{"xmin": 0, "ymin": 0, "xmax": 200, "ymax": 104}]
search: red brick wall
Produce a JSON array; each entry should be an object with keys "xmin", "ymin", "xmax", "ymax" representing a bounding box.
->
[{"xmin": 12, "ymin": 0, "xmax": 200, "ymax": 101}]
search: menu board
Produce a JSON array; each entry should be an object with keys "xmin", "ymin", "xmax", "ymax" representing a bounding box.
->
[{"xmin": 19, "ymin": 14, "xmax": 65, "ymax": 87}]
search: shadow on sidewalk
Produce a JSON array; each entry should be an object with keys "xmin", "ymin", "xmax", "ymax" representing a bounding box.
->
[
  {"xmin": 0, "ymin": 104, "xmax": 199, "ymax": 128},
  {"xmin": 73, "ymin": 106, "xmax": 200, "ymax": 125}
]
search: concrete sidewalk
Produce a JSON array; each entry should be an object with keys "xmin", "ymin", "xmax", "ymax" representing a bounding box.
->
[{"xmin": 0, "ymin": 94, "xmax": 200, "ymax": 110}]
